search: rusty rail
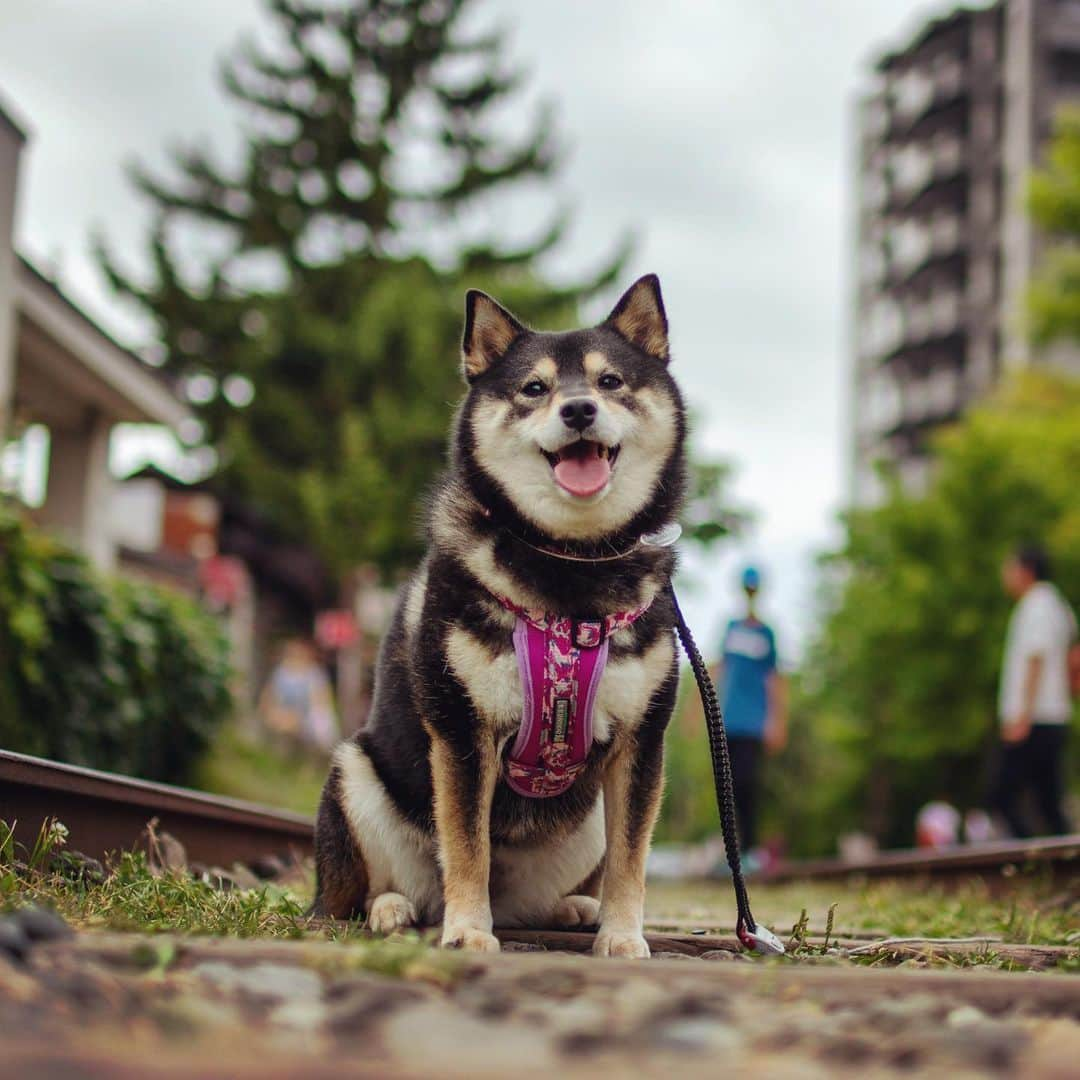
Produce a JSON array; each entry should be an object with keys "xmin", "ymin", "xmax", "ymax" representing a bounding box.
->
[{"xmin": 0, "ymin": 749, "xmax": 314, "ymax": 868}]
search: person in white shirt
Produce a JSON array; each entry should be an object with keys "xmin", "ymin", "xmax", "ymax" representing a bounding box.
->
[{"xmin": 989, "ymin": 545, "xmax": 1078, "ymax": 837}]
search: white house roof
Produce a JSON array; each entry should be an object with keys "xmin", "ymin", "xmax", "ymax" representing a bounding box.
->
[{"xmin": 15, "ymin": 256, "xmax": 190, "ymax": 429}]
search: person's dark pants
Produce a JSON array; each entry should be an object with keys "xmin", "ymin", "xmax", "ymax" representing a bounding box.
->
[
  {"xmin": 726, "ymin": 735, "xmax": 763, "ymax": 850},
  {"xmin": 989, "ymin": 724, "xmax": 1070, "ymax": 839}
]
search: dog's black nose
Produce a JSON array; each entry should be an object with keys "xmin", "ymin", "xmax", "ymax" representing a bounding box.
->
[{"xmin": 560, "ymin": 397, "xmax": 598, "ymax": 432}]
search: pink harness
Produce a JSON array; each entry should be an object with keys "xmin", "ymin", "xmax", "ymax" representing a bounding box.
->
[{"xmin": 496, "ymin": 595, "xmax": 653, "ymax": 798}]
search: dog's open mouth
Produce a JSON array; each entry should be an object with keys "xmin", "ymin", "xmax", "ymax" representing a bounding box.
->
[{"xmin": 542, "ymin": 440, "xmax": 621, "ymax": 498}]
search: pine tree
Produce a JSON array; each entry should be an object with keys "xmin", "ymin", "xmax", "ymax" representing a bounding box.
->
[{"xmin": 98, "ymin": 0, "xmax": 623, "ymax": 580}]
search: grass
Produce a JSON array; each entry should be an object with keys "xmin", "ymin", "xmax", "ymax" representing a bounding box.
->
[
  {"xmin": 191, "ymin": 725, "xmax": 327, "ymax": 815},
  {"xmin": 4, "ymin": 819, "xmax": 1077, "ymax": 974},
  {"xmin": 2, "ymin": 818, "xmax": 319, "ymax": 938},
  {"xmin": 646, "ymin": 877, "xmax": 1080, "ymax": 947},
  {"xmin": 1, "ymin": 817, "xmax": 463, "ymax": 983}
]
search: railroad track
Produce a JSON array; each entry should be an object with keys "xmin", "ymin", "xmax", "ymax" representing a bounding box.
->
[
  {"xmin": 3, "ymin": 749, "xmax": 1078, "ymax": 887},
  {"xmin": 767, "ymin": 833, "xmax": 1080, "ymax": 884},
  {"xmin": 0, "ymin": 749, "xmax": 313, "ymax": 869}
]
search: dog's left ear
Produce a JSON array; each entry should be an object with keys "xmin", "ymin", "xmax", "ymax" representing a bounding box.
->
[
  {"xmin": 462, "ymin": 290, "xmax": 526, "ymax": 381},
  {"xmin": 603, "ymin": 274, "xmax": 669, "ymax": 363}
]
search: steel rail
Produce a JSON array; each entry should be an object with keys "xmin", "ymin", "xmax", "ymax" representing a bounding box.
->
[
  {"xmin": 766, "ymin": 833, "xmax": 1080, "ymax": 883},
  {"xmin": 0, "ymin": 749, "xmax": 314, "ymax": 868}
]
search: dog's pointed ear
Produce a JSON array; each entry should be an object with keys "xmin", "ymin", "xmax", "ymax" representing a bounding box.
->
[
  {"xmin": 603, "ymin": 274, "xmax": 669, "ymax": 362},
  {"xmin": 462, "ymin": 290, "xmax": 526, "ymax": 381}
]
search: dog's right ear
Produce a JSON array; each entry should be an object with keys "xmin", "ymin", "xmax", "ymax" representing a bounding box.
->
[{"xmin": 462, "ymin": 290, "xmax": 526, "ymax": 382}]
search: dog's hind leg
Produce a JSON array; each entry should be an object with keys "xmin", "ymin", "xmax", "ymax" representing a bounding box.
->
[
  {"xmin": 550, "ymin": 859, "xmax": 603, "ymax": 928},
  {"xmin": 312, "ymin": 763, "xmax": 369, "ymax": 921},
  {"xmin": 550, "ymin": 895, "xmax": 601, "ymax": 928},
  {"xmin": 367, "ymin": 892, "xmax": 418, "ymax": 934}
]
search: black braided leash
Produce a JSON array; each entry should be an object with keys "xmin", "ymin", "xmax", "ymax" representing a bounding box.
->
[{"xmin": 668, "ymin": 582, "xmax": 785, "ymax": 956}]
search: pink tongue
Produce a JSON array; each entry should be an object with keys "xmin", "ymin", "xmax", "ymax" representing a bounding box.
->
[{"xmin": 553, "ymin": 449, "xmax": 611, "ymax": 497}]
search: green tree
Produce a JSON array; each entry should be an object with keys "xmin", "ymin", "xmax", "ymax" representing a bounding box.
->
[
  {"xmin": 97, "ymin": 0, "xmax": 622, "ymax": 580},
  {"xmin": 1027, "ymin": 107, "xmax": 1080, "ymax": 344},
  {"xmin": 787, "ymin": 374, "xmax": 1080, "ymax": 852}
]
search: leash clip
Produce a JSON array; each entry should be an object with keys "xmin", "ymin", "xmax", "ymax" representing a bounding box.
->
[{"xmin": 738, "ymin": 921, "xmax": 786, "ymax": 956}]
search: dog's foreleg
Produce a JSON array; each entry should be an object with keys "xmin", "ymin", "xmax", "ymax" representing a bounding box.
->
[
  {"xmin": 429, "ymin": 733, "xmax": 501, "ymax": 953},
  {"xmin": 593, "ymin": 667, "xmax": 677, "ymax": 959}
]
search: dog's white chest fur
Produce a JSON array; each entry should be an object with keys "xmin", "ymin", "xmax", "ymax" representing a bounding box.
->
[{"xmin": 444, "ymin": 624, "xmax": 674, "ymax": 743}]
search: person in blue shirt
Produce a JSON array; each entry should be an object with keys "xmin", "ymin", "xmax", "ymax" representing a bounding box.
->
[{"xmin": 717, "ymin": 566, "xmax": 787, "ymax": 853}]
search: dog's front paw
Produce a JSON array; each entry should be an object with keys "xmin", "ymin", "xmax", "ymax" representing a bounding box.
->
[
  {"xmin": 593, "ymin": 929, "xmax": 651, "ymax": 959},
  {"xmin": 441, "ymin": 925, "xmax": 501, "ymax": 953},
  {"xmin": 367, "ymin": 891, "xmax": 418, "ymax": 935},
  {"xmin": 551, "ymin": 894, "xmax": 601, "ymax": 929}
]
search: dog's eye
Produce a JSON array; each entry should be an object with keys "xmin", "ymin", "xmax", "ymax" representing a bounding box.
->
[
  {"xmin": 598, "ymin": 373, "xmax": 624, "ymax": 390},
  {"xmin": 520, "ymin": 380, "xmax": 548, "ymax": 398}
]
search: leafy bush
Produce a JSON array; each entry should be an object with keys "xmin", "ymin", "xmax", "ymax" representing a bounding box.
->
[
  {"xmin": 792, "ymin": 373, "xmax": 1080, "ymax": 852},
  {"xmin": 0, "ymin": 504, "xmax": 231, "ymax": 784}
]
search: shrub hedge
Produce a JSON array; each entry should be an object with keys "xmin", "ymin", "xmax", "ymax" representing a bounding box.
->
[{"xmin": 0, "ymin": 503, "xmax": 231, "ymax": 784}]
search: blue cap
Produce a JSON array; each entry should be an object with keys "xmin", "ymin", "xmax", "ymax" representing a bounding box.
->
[{"xmin": 742, "ymin": 566, "xmax": 761, "ymax": 590}]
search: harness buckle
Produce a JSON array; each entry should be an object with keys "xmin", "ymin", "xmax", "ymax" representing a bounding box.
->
[{"xmin": 571, "ymin": 618, "xmax": 605, "ymax": 648}]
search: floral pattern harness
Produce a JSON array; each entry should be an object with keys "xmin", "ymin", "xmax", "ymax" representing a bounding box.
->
[{"xmin": 495, "ymin": 594, "xmax": 653, "ymax": 798}]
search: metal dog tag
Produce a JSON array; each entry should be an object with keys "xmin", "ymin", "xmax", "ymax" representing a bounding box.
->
[{"xmin": 639, "ymin": 523, "xmax": 682, "ymax": 548}]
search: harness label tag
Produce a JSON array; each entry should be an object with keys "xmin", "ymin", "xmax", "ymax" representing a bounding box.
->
[{"xmin": 553, "ymin": 698, "xmax": 570, "ymax": 743}]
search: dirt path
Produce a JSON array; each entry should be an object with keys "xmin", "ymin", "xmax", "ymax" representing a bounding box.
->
[{"xmin": 3, "ymin": 928, "xmax": 1080, "ymax": 1078}]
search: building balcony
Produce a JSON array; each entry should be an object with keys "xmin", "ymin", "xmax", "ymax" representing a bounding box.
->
[
  {"xmin": 884, "ymin": 56, "xmax": 971, "ymax": 137},
  {"xmin": 873, "ymin": 326, "xmax": 967, "ymax": 373},
  {"xmin": 876, "ymin": 210, "xmax": 966, "ymax": 285},
  {"xmin": 883, "ymin": 172, "xmax": 967, "ymax": 218}
]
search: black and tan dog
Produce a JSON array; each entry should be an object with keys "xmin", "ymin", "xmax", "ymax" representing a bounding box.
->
[{"xmin": 313, "ymin": 274, "xmax": 686, "ymax": 957}]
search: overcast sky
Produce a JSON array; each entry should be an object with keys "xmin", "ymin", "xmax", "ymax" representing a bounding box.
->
[{"xmin": 1, "ymin": 0, "xmax": 949, "ymax": 657}]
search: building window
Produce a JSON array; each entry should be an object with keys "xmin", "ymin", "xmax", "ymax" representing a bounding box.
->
[
  {"xmin": 928, "ymin": 366, "xmax": 960, "ymax": 415},
  {"xmin": 970, "ymin": 260, "xmax": 995, "ymax": 303},
  {"xmin": 862, "ymin": 96, "xmax": 889, "ymax": 140},
  {"xmin": 931, "ymin": 290, "xmax": 961, "ymax": 335},
  {"xmin": 973, "ymin": 182, "xmax": 995, "ymax": 222},
  {"xmin": 1052, "ymin": 48, "xmax": 1080, "ymax": 86},
  {"xmin": 889, "ymin": 219, "xmax": 932, "ymax": 273},
  {"xmin": 973, "ymin": 23, "xmax": 997, "ymax": 65},
  {"xmin": 891, "ymin": 67, "xmax": 935, "ymax": 123},
  {"xmin": 891, "ymin": 143, "xmax": 934, "ymax": 197},
  {"xmin": 864, "ymin": 369, "xmax": 902, "ymax": 431},
  {"xmin": 933, "ymin": 134, "xmax": 962, "ymax": 177},
  {"xmin": 860, "ymin": 244, "xmax": 886, "ymax": 285},
  {"xmin": 933, "ymin": 54, "xmax": 963, "ymax": 98},
  {"xmin": 931, "ymin": 210, "xmax": 961, "ymax": 253},
  {"xmin": 861, "ymin": 170, "xmax": 888, "ymax": 212},
  {"xmin": 973, "ymin": 103, "xmax": 996, "ymax": 143},
  {"xmin": 861, "ymin": 298, "xmax": 903, "ymax": 358},
  {"xmin": 906, "ymin": 297, "xmax": 932, "ymax": 343}
]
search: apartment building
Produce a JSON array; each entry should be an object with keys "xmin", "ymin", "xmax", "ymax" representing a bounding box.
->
[{"xmin": 851, "ymin": 0, "xmax": 1080, "ymax": 503}]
